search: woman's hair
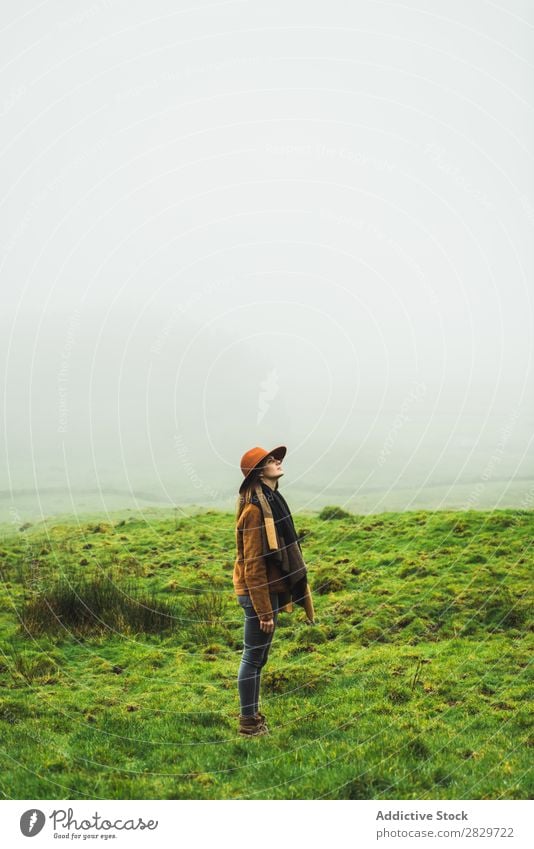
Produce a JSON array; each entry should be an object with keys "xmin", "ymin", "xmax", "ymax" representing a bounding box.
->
[{"xmin": 235, "ymin": 460, "xmax": 279, "ymax": 521}]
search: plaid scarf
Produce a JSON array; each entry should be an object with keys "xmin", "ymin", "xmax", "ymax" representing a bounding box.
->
[
  {"xmin": 250, "ymin": 481, "xmax": 301, "ymax": 551},
  {"xmin": 250, "ymin": 482, "xmax": 312, "ymax": 606}
]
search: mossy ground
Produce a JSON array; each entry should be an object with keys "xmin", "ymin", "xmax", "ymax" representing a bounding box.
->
[{"xmin": 0, "ymin": 508, "xmax": 532, "ymax": 799}]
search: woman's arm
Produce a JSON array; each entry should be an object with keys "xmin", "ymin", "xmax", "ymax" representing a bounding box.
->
[{"xmin": 242, "ymin": 505, "xmax": 274, "ymax": 620}]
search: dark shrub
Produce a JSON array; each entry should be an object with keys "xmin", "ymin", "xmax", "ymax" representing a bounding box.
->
[
  {"xmin": 318, "ymin": 505, "xmax": 352, "ymax": 521},
  {"xmin": 19, "ymin": 574, "xmax": 179, "ymax": 637}
]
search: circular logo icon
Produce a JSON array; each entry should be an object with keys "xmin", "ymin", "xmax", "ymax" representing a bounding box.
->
[{"xmin": 20, "ymin": 809, "xmax": 46, "ymax": 837}]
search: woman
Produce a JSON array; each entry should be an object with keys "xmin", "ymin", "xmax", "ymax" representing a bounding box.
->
[{"xmin": 233, "ymin": 445, "xmax": 315, "ymax": 737}]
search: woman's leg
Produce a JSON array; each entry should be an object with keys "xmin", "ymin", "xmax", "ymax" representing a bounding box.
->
[
  {"xmin": 254, "ymin": 593, "xmax": 279, "ymax": 715},
  {"xmin": 237, "ymin": 593, "xmax": 279, "ymax": 716}
]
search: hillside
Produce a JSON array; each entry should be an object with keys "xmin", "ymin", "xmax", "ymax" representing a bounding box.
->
[{"xmin": 0, "ymin": 507, "xmax": 532, "ymax": 799}]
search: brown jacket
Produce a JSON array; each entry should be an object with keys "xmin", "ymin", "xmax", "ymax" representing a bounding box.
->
[{"xmin": 233, "ymin": 501, "xmax": 315, "ymax": 622}]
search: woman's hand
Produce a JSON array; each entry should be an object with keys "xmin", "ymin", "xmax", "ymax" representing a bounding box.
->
[{"xmin": 259, "ymin": 616, "xmax": 275, "ymax": 633}]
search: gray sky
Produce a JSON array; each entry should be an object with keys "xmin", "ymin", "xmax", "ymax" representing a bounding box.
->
[{"xmin": 1, "ymin": 1, "xmax": 533, "ymax": 522}]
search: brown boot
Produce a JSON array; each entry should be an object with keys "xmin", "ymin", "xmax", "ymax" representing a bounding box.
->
[
  {"xmin": 238, "ymin": 714, "xmax": 268, "ymax": 737},
  {"xmin": 254, "ymin": 712, "xmax": 269, "ymax": 733}
]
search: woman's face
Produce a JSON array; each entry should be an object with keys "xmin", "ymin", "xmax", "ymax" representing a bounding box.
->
[{"xmin": 260, "ymin": 455, "xmax": 284, "ymax": 484}]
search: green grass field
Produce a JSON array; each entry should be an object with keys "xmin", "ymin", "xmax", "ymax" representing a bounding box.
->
[{"xmin": 0, "ymin": 507, "xmax": 532, "ymax": 799}]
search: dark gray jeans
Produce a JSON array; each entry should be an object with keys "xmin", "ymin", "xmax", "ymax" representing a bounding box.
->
[{"xmin": 237, "ymin": 592, "xmax": 280, "ymax": 717}]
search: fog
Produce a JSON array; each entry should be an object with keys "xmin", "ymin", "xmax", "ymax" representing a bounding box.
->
[{"xmin": 1, "ymin": 1, "xmax": 533, "ymax": 524}]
